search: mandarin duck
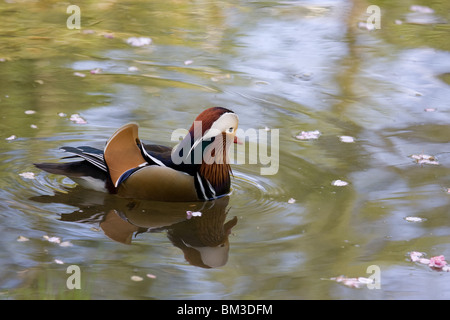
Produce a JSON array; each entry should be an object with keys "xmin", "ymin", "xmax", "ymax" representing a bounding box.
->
[{"xmin": 35, "ymin": 107, "xmax": 239, "ymax": 201}]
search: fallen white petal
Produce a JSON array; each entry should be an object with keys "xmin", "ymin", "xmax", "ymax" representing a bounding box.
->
[
  {"xmin": 339, "ymin": 136, "xmax": 355, "ymax": 143},
  {"xmin": 357, "ymin": 277, "xmax": 374, "ymax": 284},
  {"xmin": 59, "ymin": 241, "xmax": 73, "ymax": 247},
  {"xmin": 410, "ymin": 5, "xmax": 434, "ymax": 13},
  {"xmin": 25, "ymin": 110, "xmax": 36, "ymax": 115},
  {"xmin": 6, "ymin": 135, "xmax": 17, "ymax": 141},
  {"xmin": 54, "ymin": 259, "xmax": 64, "ymax": 264},
  {"xmin": 17, "ymin": 236, "xmax": 30, "ymax": 242},
  {"xmin": 410, "ymin": 251, "xmax": 423, "ymax": 262},
  {"xmin": 405, "ymin": 216, "xmax": 424, "ymax": 222},
  {"xmin": 19, "ymin": 172, "xmax": 35, "ymax": 179},
  {"xmin": 146, "ymin": 273, "xmax": 157, "ymax": 279},
  {"xmin": 295, "ymin": 130, "xmax": 321, "ymax": 140},
  {"xmin": 332, "ymin": 180, "xmax": 348, "ymax": 187},
  {"xmin": 43, "ymin": 235, "xmax": 61, "ymax": 244},
  {"xmin": 287, "ymin": 198, "xmax": 296, "ymax": 204},
  {"xmin": 420, "ymin": 159, "xmax": 439, "ymax": 165},
  {"xmin": 131, "ymin": 275, "xmax": 143, "ymax": 281},
  {"xmin": 126, "ymin": 37, "xmax": 152, "ymax": 47},
  {"xmin": 411, "ymin": 154, "xmax": 439, "ymax": 165}
]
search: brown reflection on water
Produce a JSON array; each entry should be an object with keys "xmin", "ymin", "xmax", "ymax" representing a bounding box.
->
[{"xmin": 32, "ymin": 189, "xmax": 237, "ymax": 269}]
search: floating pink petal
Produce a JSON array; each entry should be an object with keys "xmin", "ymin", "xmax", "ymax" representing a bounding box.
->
[
  {"xmin": 410, "ymin": 251, "xmax": 450, "ymax": 272},
  {"xmin": 329, "ymin": 275, "xmax": 372, "ymax": 289},
  {"xmin": 186, "ymin": 211, "xmax": 202, "ymax": 219},
  {"xmin": 429, "ymin": 255, "xmax": 447, "ymax": 268},
  {"xmin": 410, "ymin": 251, "xmax": 424, "ymax": 262},
  {"xmin": 70, "ymin": 114, "xmax": 87, "ymax": 124}
]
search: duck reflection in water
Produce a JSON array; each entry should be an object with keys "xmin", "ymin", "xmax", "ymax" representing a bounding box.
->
[{"xmin": 32, "ymin": 188, "xmax": 237, "ymax": 268}]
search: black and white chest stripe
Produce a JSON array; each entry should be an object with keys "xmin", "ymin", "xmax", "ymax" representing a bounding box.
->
[{"xmin": 194, "ymin": 173, "xmax": 217, "ymax": 201}]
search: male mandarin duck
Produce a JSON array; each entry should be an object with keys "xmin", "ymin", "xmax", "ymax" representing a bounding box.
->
[{"xmin": 35, "ymin": 107, "xmax": 239, "ymax": 202}]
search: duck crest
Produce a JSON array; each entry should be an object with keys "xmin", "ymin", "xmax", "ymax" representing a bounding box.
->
[{"xmin": 188, "ymin": 107, "xmax": 233, "ymax": 136}]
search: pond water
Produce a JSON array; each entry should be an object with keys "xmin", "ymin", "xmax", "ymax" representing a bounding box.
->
[{"xmin": 0, "ymin": 0, "xmax": 450, "ymax": 300}]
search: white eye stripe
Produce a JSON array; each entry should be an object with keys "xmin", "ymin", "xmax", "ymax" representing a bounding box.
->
[{"xmin": 209, "ymin": 112, "xmax": 239, "ymax": 134}]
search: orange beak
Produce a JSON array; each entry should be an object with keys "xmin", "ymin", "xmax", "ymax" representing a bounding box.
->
[{"xmin": 234, "ymin": 136, "xmax": 243, "ymax": 145}]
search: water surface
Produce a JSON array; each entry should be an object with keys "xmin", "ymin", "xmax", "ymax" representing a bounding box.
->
[{"xmin": 0, "ymin": 0, "xmax": 450, "ymax": 299}]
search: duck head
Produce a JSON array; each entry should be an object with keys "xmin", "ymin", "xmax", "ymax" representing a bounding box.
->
[
  {"xmin": 171, "ymin": 107, "xmax": 239, "ymax": 198},
  {"xmin": 172, "ymin": 107, "xmax": 239, "ymax": 166}
]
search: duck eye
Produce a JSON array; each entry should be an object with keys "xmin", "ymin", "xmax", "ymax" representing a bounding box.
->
[{"xmin": 227, "ymin": 127, "xmax": 234, "ymax": 133}]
